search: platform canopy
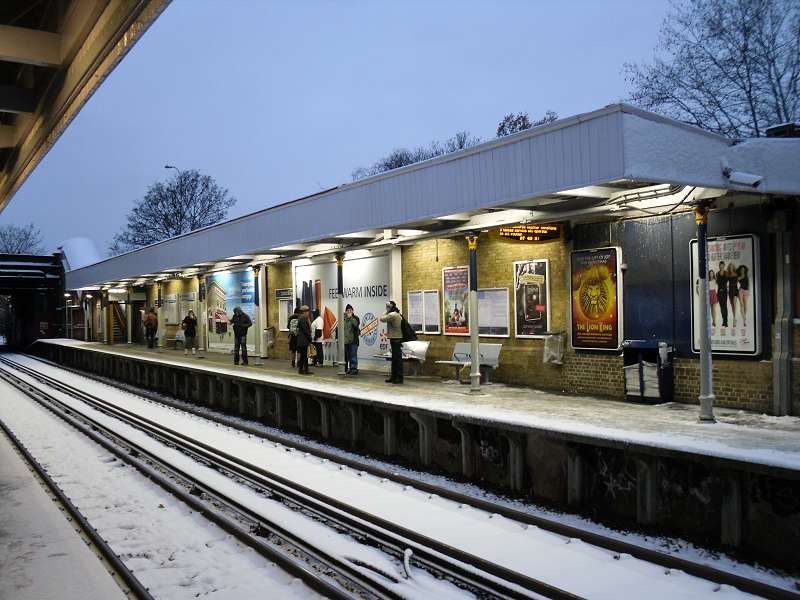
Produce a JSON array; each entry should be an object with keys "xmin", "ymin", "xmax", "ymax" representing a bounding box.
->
[
  {"xmin": 65, "ymin": 103, "xmax": 800, "ymax": 290},
  {"xmin": 0, "ymin": 0, "xmax": 170, "ymax": 214}
]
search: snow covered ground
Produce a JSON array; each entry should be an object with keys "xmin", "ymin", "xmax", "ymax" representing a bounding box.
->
[
  {"xmin": 43, "ymin": 339, "xmax": 800, "ymax": 473},
  {"xmin": 4, "ymin": 352, "xmax": 775, "ymax": 600}
]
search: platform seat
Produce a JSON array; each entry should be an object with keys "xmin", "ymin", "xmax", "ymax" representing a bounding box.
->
[
  {"xmin": 435, "ymin": 342, "xmax": 503, "ymax": 383},
  {"xmin": 374, "ymin": 340, "xmax": 430, "ymax": 375},
  {"xmin": 165, "ymin": 329, "xmax": 185, "ymax": 350}
]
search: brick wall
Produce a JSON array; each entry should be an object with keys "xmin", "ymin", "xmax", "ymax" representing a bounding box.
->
[{"xmin": 145, "ymin": 278, "xmax": 197, "ymax": 338}]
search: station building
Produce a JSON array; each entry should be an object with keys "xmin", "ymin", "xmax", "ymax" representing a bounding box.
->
[{"xmin": 63, "ymin": 105, "xmax": 800, "ymax": 415}]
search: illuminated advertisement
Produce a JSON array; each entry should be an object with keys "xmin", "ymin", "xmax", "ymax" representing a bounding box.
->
[
  {"xmin": 205, "ymin": 270, "xmax": 255, "ymax": 351},
  {"xmin": 513, "ymin": 259, "xmax": 550, "ymax": 338},
  {"xmin": 570, "ymin": 247, "xmax": 622, "ymax": 350},
  {"xmin": 442, "ymin": 266, "xmax": 469, "ymax": 335},
  {"xmin": 690, "ymin": 234, "xmax": 759, "ymax": 356}
]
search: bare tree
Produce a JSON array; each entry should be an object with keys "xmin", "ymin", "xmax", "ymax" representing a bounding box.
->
[
  {"xmin": 109, "ymin": 169, "xmax": 235, "ymax": 255},
  {"xmin": 351, "ymin": 131, "xmax": 482, "ymax": 180},
  {"xmin": 0, "ymin": 223, "xmax": 44, "ymax": 254},
  {"xmin": 496, "ymin": 110, "xmax": 558, "ymax": 137},
  {"xmin": 625, "ymin": 0, "xmax": 799, "ymax": 138}
]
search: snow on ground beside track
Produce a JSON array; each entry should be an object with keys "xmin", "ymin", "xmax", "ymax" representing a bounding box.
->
[
  {"xmin": 0, "ymin": 380, "xmax": 318, "ymax": 600},
  {"xmin": 43, "ymin": 340, "xmax": 800, "ymax": 472},
  {"xmin": 8, "ymin": 354, "xmax": 771, "ymax": 600},
  {"xmin": 0, "ymin": 362, "xmax": 479, "ymax": 600}
]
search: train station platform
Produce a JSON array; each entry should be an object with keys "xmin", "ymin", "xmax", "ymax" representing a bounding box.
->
[
  {"xmin": 0, "ymin": 416, "xmax": 125, "ymax": 600},
  {"xmin": 29, "ymin": 338, "xmax": 800, "ymax": 568}
]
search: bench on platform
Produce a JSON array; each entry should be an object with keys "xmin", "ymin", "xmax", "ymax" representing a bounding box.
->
[
  {"xmin": 374, "ymin": 340, "xmax": 430, "ymax": 376},
  {"xmin": 165, "ymin": 330, "xmax": 185, "ymax": 350},
  {"xmin": 435, "ymin": 342, "xmax": 503, "ymax": 383}
]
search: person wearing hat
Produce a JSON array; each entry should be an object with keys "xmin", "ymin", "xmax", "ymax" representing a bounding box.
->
[
  {"xmin": 296, "ymin": 304, "xmax": 313, "ymax": 375},
  {"xmin": 343, "ymin": 303, "xmax": 360, "ymax": 375},
  {"xmin": 379, "ymin": 300, "xmax": 403, "ymax": 384}
]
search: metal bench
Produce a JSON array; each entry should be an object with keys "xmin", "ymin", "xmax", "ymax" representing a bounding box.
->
[
  {"xmin": 165, "ymin": 330, "xmax": 185, "ymax": 350},
  {"xmin": 435, "ymin": 342, "xmax": 503, "ymax": 383},
  {"xmin": 374, "ymin": 340, "xmax": 430, "ymax": 376}
]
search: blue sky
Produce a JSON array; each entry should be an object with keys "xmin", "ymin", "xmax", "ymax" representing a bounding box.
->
[{"xmin": 0, "ymin": 0, "xmax": 670, "ymax": 254}]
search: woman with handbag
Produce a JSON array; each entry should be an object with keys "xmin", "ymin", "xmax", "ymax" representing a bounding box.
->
[
  {"xmin": 296, "ymin": 305, "xmax": 313, "ymax": 375},
  {"xmin": 310, "ymin": 309, "xmax": 325, "ymax": 366}
]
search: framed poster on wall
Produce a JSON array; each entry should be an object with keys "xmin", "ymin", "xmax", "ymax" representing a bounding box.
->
[
  {"xmin": 690, "ymin": 234, "xmax": 760, "ymax": 356},
  {"xmin": 477, "ymin": 288, "xmax": 510, "ymax": 337},
  {"xmin": 205, "ymin": 270, "xmax": 256, "ymax": 352},
  {"xmin": 513, "ymin": 259, "xmax": 550, "ymax": 338},
  {"xmin": 570, "ymin": 247, "xmax": 623, "ymax": 350},
  {"xmin": 407, "ymin": 290, "xmax": 441, "ymax": 334},
  {"xmin": 442, "ymin": 266, "xmax": 469, "ymax": 335}
]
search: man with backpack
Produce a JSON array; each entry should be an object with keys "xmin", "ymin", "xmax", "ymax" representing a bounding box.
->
[
  {"xmin": 288, "ymin": 306, "xmax": 300, "ymax": 368},
  {"xmin": 379, "ymin": 300, "xmax": 404, "ymax": 384},
  {"xmin": 231, "ymin": 306, "xmax": 252, "ymax": 365}
]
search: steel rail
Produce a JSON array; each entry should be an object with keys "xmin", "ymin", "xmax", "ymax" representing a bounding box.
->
[
  {"xmin": 26, "ymin": 352, "xmax": 799, "ymax": 600},
  {"xmin": 2, "ymin": 355, "xmax": 577, "ymax": 600},
  {"xmin": 0, "ymin": 363, "xmax": 400, "ymax": 600},
  {"xmin": 0, "ymin": 414, "xmax": 155, "ymax": 600}
]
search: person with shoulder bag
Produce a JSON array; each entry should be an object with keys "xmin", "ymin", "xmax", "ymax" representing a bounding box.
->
[
  {"xmin": 310, "ymin": 309, "xmax": 324, "ymax": 366},
  {"xmin": 288, "ymin": 306, "xmax": 300, "ymax": 367},
  {"xmin": 379, "ymin": 300, "xmax": 404, "ymax": 384},
  {"xmin": 296, "ymin": 305, "xmax": 313, "ymax": 375},
  {"xmin": 343, "ymin": 304, "xmax": 360, "ymax": 375}
]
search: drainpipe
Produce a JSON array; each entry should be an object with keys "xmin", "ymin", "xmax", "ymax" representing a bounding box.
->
[{"xmin": 771, "ymin": 208, "xmax": 794, "ymax": 415}]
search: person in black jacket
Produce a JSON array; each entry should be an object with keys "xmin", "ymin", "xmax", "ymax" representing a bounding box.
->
[
  {"xmin": 231, "ymin": 306, "xmax": 252, "ymax": 365},
  {"xmin": 287, "ymin": 306, "xmax": 301, "ymax": 367},
  {"xmin": 296, "ymin": 304, "xmax": 313, "ymax": 375},
  {"xmin": 181, "ymin": 310, "xmax": 198, "ymax": 356}
]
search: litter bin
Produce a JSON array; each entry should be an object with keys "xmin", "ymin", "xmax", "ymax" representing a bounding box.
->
[{"xmin": 622, "ymin": 340, "xmax": 673, "ymax": 404}]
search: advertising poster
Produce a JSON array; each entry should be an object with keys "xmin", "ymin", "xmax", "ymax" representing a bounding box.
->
[
  {"xmin": 513, "ymin": 259, "xmax": 550, "ymax": 338},
  {"xmin": 442, "ymin": 266, "xmax": 469, "ymax": 335},
  {"xmin": 570, "ymin": 247, "xmax": 622, "ymax": 350},
  {"xmin": 293, "ymin": 254, "xmax": 390, "ymax": 367},
  {"xmin": 205, "ymin": 270, "xmax": 256, "ymax": 352},
  {"xmin": 477, "ymin": 288, "xmax": 510, "ymax": 336},
  {"xmin": 690, "ymin": 234, "xmax": 759, "ymax": 355}
]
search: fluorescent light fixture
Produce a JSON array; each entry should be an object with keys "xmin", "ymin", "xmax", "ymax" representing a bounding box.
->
[
  {"xmin": 344, "ymin": 249, "xmax": 371, "ymax": 260},
  {"xmin": 396, "ymin": 229, "xmax": 427, "ymax": 237},
  {"xmin": 108, "ymin": 287, "xmax": 128, "ymax": 293}
]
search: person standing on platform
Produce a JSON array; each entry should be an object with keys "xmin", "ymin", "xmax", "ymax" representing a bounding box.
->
[
  {"xmin": 343, "ymin": 303, "xmax": 360, "ymax": 375},
  {"xmin": 310, "ymin": 309, "xmax": 324, "ymax": 367},
  {"xmin": 379, "ymin": 300, "xmax": 403, "ymax": 384},
  {"xmin": 231, "ymin": 306, "xmax": 252, "ymax": 365},
  {"xmin": 182, "ymin": 309, "xmax": 198, "ymax": 355},
  {"xmin": 288, "ymin": 306, "xmax": 301, "ymax": 368},
  {"xmin": 144, "ymin": 308, "xmax": 158, "ymax": 349},
  {"xmin": 296, "ymin": 305, "xmax": 312, "ymax": 375}
]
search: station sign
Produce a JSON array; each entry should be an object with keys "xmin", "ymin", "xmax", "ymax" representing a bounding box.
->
[
  {"xmin": 495, "ymin": 223, "xmax": 562, "ymax": 243},
  {"xmin": 275, "ymin": 288, "xmax": 294, "ymax": 299}
]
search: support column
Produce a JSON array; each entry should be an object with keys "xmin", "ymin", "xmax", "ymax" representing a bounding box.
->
[
  {"xmin": 382, "ymin": 412, "xmax": 397, "ymax": 456},
  {"xmin": 254, "ymin": 387, "xmax": 266, "ymax": 419},
  {"xmin": 126, "ymin": 287, "xmax": 133, "ymax": 344},
  {"xmin": 238, "ymin": 383, "xmax": 247, "ymax": 414},
  {"xmin": 156, "ymin": 282, "xmax": 164, "ymax": 348},
  {"xmin": 410, "ymin": 412, "xmax": 436, "ymax": 466},
  {"xmin": 771, "ymin": 210, "xmax": 794, "ymax": 415},
  {"xmin": 315, "ymin": 398, "xmax": 331, "ymax": 439},
  {"xmin": 197, "ymin": 275, "xmax": 207, "ymax": 358},
  {"xmin": 466, "ymin": 233, "xmax": 481, "ymax": 393},
  {"xmin": 295, "ymin": 394, "xmax": 305, "ymax": 431},
  {"xmin": 275, "ymin": 390, "xmax": 285, "ymax": 428},
  {"xmin": 345, "ymin": 404, "xmax": 361, "ymax": 447},
  {"xmin": 258, "ymin": 264, "xmax": 268, "ymax": 359},
  {"xmin": 221, "ymin": 378, "xmax": 231, "ymax": 410},
  {"xmin": 566, "ymin": 446, "xmax": 585, "ymax": 507},
  {"xmin": 336, "ymin": 253, "xmax": 346, "ymax": 375},
  {"xmin": 207, "ymin": 376, "xmax": 216, "ymax": 407},
  {"xmin": 635, "ymin": 457, "xmax": 658, "ymax": 524},
  {"xmin": 502, "ymin": 432, "xmax": 525, "ymax": 493},
  {"xmin": 451, "ymin": 420, "xmax": 475, "ymax": 478},
  {"xmin": 100, "ymin": 291, "xmax": 108, "ymax": 344},
  {"xmin": 252, "ymin": 265, "xmax": 263, "ymax": 366},
  {"xmin": 721, "ymin": 474, "xmax": 743, "ymax": 548},
  {"xmin": 694, "ymin": 204, "xmax": 716, "ymax": 423}
]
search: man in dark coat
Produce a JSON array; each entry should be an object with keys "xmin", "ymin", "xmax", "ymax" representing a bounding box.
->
[
  {"xmin": 231, "ymin": 306, "xmax": 252, "ymax": 365},
  {"xmin": 295, "ymin": 304, "xmax": 312, "ymax": 375},
  {"xmin": 143, "ymin": 308, "xmax": 158, "ymax": 349}
]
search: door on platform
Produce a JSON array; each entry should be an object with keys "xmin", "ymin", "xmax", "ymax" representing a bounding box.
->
[{"xmin": 132, "ymin": 301, "xmax": 145, "ymax": 343}]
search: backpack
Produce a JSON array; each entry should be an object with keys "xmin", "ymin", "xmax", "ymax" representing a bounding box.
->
[
  {"xmin": 289, "ymin": 317, "xmax": 299, "ymax": 336},
  {"xmin": 400, "ymin": 316, "xmax": 417, "ymax": 343}
]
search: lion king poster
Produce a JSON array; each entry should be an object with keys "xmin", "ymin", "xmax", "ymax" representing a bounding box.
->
[{"xmin": 570, "ymin": 247, "xmax": 622, "ymax": 350}]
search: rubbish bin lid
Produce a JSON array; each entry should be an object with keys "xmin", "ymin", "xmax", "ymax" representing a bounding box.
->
[{"xmin": 622, "ymin": 339, "xmax": 661, "ymax": 349}]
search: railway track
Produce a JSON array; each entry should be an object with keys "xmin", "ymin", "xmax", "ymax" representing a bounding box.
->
[
  {"xmin": 18, "ymin": 351, "xmax": 800, "ymax": 600},
  {"xmin": 0, "ymin": 355, "xmax": 578, "ymax": 600}
]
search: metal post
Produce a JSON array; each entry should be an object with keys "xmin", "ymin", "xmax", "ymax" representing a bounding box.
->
[
  {"xmin": 259, "ymin": 263, "xmax": 269, "ymax": 358},
  {"xmin": 101, "ymin": 292, "xmax": 108, "ymax": 344},
  {"xmin": 197, "ymin": 275, "xmax": 206, "ymax": 358},
  {"xmin": 252, "ymin": 265, "xmax": 263, "ymax": 366},
  {"xmin": 156, "ymin": 283, "xmax": 164, "ymax": 348},
  {"xmin": 336, "ymin": 253, "xmax": 346, "ymax": 375},
  {"xmin": 695, "ymin": 204, "xmax": 716, "ymax": 423},
  {"xmin": 771, "ymin": 210, "xmax": 794, "ymax": 415},
  {"xmin": 83, "ymin": 296, "xmax": 90, "ymax": 341},
  {"xmin": 466, "ymin": 233, "xmax": 481, "ymax": 393},
  {"xmin": 126, "ymin": 287, "xmax": 133, "ymax": 344},
  {"xmin": 63, "ymin": 294, "xmax": 69, "ymax": 338}
]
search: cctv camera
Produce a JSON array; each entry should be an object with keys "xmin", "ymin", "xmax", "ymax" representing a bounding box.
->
[{"xmin": 723, "ymin": 168, "xmax": 763, "ymax": 188}]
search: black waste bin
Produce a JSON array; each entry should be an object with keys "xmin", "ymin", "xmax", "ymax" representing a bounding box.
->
[{"xmin": 622, "ymin": 340, "xmax": 673, "ymax": 404}]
